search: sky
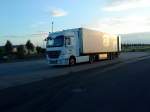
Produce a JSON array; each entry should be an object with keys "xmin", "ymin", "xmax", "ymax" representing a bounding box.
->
[{"xmin": 1, "ymin": 0, "xmax": 150, "ymax": 46}]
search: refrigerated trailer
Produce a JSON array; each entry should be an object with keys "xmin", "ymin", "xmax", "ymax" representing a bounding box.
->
[{"xmin": 46, "ymin": 28, "xmax": 121, "ymax": 65}]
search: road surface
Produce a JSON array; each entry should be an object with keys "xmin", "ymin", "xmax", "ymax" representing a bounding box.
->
[
  {"xmin": 0, "ymin": 52, "xmax": 149, "ymax": 90},
  {"xmin": 0, "ymin": 53, "xmax": 150, "ymax": 112},
  {"xmin": 0, "ymin": 52, "xmax": 149, "ymax": 76}
]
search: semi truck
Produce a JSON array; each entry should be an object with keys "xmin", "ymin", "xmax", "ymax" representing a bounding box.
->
[{"xmin": 46, "ymin": 28, "xmax": 121, "ymax": 65}]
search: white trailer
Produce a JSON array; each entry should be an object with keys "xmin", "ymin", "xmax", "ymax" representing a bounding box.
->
[{"xmin": 46, "ymin": 28, "xmax": 121, "ymax": 65}]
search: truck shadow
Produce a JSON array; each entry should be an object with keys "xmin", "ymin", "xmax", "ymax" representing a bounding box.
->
[{"xmin": 50, "ymin": 59, "xmax": 109, "ymax": 69}]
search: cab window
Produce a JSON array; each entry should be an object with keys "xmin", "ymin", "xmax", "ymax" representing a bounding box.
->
[{"xmin": 65, "ymin": 37, "xmax": 71, "ymax": 46}]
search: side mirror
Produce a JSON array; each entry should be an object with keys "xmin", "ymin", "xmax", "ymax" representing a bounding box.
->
[{"xmin": 44, "ymin": 38, "xmax": 47, "ymax": 41}]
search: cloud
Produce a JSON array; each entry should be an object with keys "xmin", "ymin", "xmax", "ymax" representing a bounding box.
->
[
  {"xmin": 103, "ymin": 0, "xmax": 150, "ymax": 11},
  {"xmin": 86, "ymin": 15, "xmax": 150, "ymax": 34},
  {"xmin": 50, "ymin": 8, "xmax": 68, "ymax": 17},
  {"xmin": 1, "ymin": 31, "xmax": 48, "ymax": 39},
  {"xmin": 31, "ymin": 31, "xmax": 48, "ymax": 38},
  {"xmin": 121, "ymin": 32, "xmax": 150, "ymax": 44},
  {"xmin": 31, "ymin": 22, "xmax": 47, "ymax": 28}
]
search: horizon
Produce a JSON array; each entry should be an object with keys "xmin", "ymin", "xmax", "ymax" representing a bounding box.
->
[{"xmin": 1, "ymin": 0, "xmax": 150, "ymax": 45}]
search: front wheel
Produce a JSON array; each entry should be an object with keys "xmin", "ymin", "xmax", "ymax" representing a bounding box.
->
[{"xmin": 69, "ymin": 57, "xmax": 76, "ymax": 66}]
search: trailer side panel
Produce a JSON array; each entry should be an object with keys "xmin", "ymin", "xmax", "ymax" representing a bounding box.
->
[{"xmin": 81, "ymin": 28, "xmax": 119, "ymax": 54}]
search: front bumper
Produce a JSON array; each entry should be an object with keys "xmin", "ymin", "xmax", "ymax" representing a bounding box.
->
[{"xmin": 47, "ymin": 58, "xmax": 69, "ymax": 65}]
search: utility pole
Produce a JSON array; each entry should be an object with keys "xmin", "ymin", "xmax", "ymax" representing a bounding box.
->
[{"xmin": 52, "ymin": 21, "xmax": 54, "ymax": 33}]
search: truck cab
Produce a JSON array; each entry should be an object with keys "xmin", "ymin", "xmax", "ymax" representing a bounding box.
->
[{"xmin": 46, "ymin": 30, "xmax": 79, "ymax": 65}]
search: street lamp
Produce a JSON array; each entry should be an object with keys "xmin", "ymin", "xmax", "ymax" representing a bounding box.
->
[
  {"xmin": 51, "ymin": 16, "xmax": 54, "ymax": 33},
  {"xmin": 52, "ymin": 21, "xmax": 54, "ymax": 33}
]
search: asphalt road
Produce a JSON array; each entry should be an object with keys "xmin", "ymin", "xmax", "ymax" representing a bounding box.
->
[
  {"xmin": 0, "ymin": 52, "xmax": 149, "ymax": 90},
  {"xmin": 0, "ymin": 54, "xmax": 150, "ymax": 112},
  {"xmin": 0, "ymin": 52, "xmax": 148, "ymax": 76}
]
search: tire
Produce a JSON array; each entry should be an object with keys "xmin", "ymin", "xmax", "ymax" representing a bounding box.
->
[
  {"xmin": 89, "ymin": 56, "xmax": 95, "ymax": 64},
  {"xmin": 115, "ymin": 53, "xmax": 119, "ymax": 58},
  {"xmin": 95, "ymin": 55, "xmax": 99, "ymax": 61},
  {"xmin": 69, "ymin": 57, "xmax": 76, "ymax": 66},
  {"xmin": 108, "ymin": 53, "xmax": 113, "ymax": 60}
]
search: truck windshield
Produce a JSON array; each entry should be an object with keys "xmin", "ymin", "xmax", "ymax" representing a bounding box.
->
[{"xmin": 47, "ymin": 35, "xmax": 64, "ymax": 47}]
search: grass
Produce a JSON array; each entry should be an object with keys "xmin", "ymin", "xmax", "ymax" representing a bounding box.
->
[{"xmin": 122, "ymin": 46, "xmax": 150, "ymax": 52}]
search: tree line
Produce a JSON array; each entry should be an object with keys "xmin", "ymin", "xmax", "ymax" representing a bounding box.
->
[
  {"xmin": 0, "ymin": 40, "xmax": 45, "ymax": 60},
  {"xmin": 121, "ymin": 43, "xmax": 150, "ymax": 52},
  {"xmin": 122, "ymin": 44, "xmax": 150, "ymax": 47}
]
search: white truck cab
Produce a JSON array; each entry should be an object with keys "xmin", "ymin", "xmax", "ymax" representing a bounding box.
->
[{"xmin": 46, "ymin": 29, "xmax": 85, "ymax": 65}]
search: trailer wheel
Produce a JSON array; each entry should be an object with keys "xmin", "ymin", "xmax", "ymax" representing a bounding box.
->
[
  {"xmin": 89, "ymin": 56, "xmax": 95, "ymax": 64},
  {"xmin": 115, "ymin": 53, "xmax": 119, "ymax": 58},
  {"xmin": 69, "ymin": 57, "xmax": 76, "ymax": 66},
  {"xmin": 108, "ymin": 53, "xmax": 113, "ymax": 60}
]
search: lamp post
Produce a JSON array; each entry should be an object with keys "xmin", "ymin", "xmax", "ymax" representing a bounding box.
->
[
  {"xmin": 52, "ymin": 21, "xmax": 54, "ymax": 33},
  {"xmin": 51, "ymin": 17, "xmax": 54, "ymax": 33}
]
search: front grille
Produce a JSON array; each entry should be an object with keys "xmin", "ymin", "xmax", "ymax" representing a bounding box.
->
[{"xmin": 47, "ymin": 51, "xmax": 61, "ymax": 59}]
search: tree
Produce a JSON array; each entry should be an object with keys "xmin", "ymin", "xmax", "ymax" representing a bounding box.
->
[
  {"xmin": 0, "ymin": 47, "xmax": 5, "ymax": 57},
  {"xmin": 17, "ymin": 45, "xmax": 25, "ymax": 59},
  {"xmin": 25, "ymin": 40, "xmax": 34, "ymax": 55},
  {"xmin": 4, "ymin": 40, "xmax": 13, "ymax": 55},
  {"xmin": 0, "ymin": 48, "xmax": 3, "ymax": 56},
  {"xmin": 36, "ymin": 46, "xmax": 42, "ymax": 54}
]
